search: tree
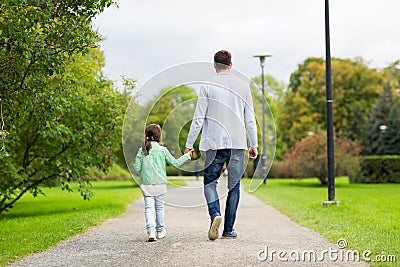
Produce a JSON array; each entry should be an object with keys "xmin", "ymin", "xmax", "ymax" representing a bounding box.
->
[
  {"xmin": 252, "ymin": 74, "xmax": 287, "ymax": 104},
  {"xmin": 1, "ymin": 0, "xmax": 115, "ymax": 98},
  {"xmin": 114, "ymin": 77, "xmax": 136, "ymax": 169},
  {"xmin": 382, "ymin": 102, "xmax": 400, "ymax": 155},
  {"xmin": 122, "ymin": 84, "xmax": 198, "ymax": 173},
  {"xmin": 281, "ymin": 57, "xmax": 385, "ymax": 149},
  {"xmin": 279, "ymin": 91, "xmax": 322, "ymax": 150},
  {"xmin": 361, "ymin": 88, "xmax": 398, "ymax": 155},
  {"xmin": 289, "ymin": 57, "xmax": 325, "ymax": 93},
  {"xmin": 383, "ymin": 60, "xmax": 400, "ymax": 96},
  {"xmin": 0, "ymin": 0, "xmax": 120, "ymax": 214},
  {"xmin": 251, "ymin": 75, "xmax": 287, "ymax": 161},
  {"xmin": 147, "ymin": 85, "xmax": 198, "ymax": 156},
  {"xmin": 0, "ymin": 48, "xmax": 123, "ymax": 214}
]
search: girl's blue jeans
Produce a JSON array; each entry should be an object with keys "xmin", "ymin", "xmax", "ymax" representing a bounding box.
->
[{"xmin": 144, "ymin": 194, "xmax": 165, "ymax": 233}]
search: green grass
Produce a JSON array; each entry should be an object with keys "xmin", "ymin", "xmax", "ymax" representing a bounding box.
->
[
  {"xmin": 0, "ymin": 180, "xmax": 142, "ymax": 266},
  {"xmin": 243, "ymin": 177, "xmax": 400, "ymax": 266}
]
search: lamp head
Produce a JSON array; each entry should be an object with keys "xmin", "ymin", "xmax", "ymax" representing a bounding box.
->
[
  {"xmin": 253, "ymin": 54, "xmax": 272, "ymax": 67},
  {"xmin": 379, "ymin": 125, "xmax": 388, "ymax": 132}
]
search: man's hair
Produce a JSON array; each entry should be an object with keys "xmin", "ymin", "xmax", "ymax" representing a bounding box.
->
[{"xmin": 214, "ymin": 50, "xmax": 231, "ymax": 69}]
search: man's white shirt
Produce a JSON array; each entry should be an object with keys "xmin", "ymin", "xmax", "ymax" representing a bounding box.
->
[{"xmin": 185, "ymin": 72, "xmax": 258, "ymax": 151}]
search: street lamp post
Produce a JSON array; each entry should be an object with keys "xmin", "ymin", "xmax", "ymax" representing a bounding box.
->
[
  {"xmin": 253, "ymin": 54, "xmax": 271, "ymax": 185},
  {"xmin": 323, "ymin": 0, "xmax": 337, "ymax": 205}
]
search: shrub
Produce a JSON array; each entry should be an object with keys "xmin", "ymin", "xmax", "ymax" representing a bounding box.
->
[
  {"xmin": 351, "ymin": 155, "xmax": 400, "ymax": 183},
  {"xmin": 267, "ymin": 161, "xmax": 289, "ymax": 178},
  {"xmin": 86, "ymin": 164, "xmax": 135, "ymax": 182},
  {"xmin": 282, "ymin": 134, "xmax": 360, "ymax": 184},
  {"xmin": 166, "ymin": 165, "xmax": 194, "ymax": 176},
  {"xmin": 166, "ymin": 165, "xmax": 181, "ymax": 176}
]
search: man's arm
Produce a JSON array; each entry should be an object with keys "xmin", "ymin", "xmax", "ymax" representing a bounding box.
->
[
  {"xmin": 244, "ymin": 88, "xmax": 258, "ymax": 149},
  {"xmin": 185, "ymin": 84, "xmax": 208, "ymax": 149}
]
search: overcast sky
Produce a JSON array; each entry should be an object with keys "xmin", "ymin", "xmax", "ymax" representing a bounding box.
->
[{"xmin": 93, "ymin": 0, "xmax": 400, "ymax": 87}]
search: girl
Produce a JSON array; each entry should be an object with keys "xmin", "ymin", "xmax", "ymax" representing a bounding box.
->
[{"xmin": 134, "ymin": 124, "xmax": 192, "ymax": 242}]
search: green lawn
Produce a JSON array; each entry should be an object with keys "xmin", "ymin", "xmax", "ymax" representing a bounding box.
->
[
  {"xmin": 243, "ymin": 177, "xmax": 399, "ymax": 266},
  {"xmin": 0, "ymin": 180, "xmax": 142, "ymax": 266}
]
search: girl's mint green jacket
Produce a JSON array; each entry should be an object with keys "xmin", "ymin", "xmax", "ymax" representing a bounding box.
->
[{"xmin": 134, "ymin": 141, "xmax": 191, "ymax": 185}]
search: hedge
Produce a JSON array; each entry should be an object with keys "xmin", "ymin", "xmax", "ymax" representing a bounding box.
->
[
  {"xmin": 166, "ymin": 165, "xmax": 196, "ymax": 176},
  {"xmin": 350, "ymin": 155, "xmax": 400, "ymax": 183}
]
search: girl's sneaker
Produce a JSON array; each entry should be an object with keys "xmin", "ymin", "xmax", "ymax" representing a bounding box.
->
[
  {"xmin": 156, "ymin": 229, "xmax": 166, "ymax": 239},
  {"xmin": 147, "ymin": 232, "xmax": 157, "ymax": 242}
]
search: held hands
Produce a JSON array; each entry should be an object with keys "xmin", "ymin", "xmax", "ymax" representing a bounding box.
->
[
  {"xmin": 185, "ymin": 147, "xmax": 255, "ymax": 160},
  {"xmin": 249, "ymin": 147, "xmax": 258, "ymax": 161},
  {"xmin": 184, "ymin": 148, "xmax": 194, "ymax": 159}
]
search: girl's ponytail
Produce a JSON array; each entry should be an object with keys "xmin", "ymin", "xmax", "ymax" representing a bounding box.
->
[
  {"xmin": 141, "ymin": 124, "xmax": 161, "ymax": 155},
  {"xmin": 142, "ymin": 136, "xmax": 152, "ymax": 155}
]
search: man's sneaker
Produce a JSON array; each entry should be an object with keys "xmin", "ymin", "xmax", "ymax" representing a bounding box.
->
[
  {"xmin": 156, "ymin": 229, "xmax": 166, "ymax": 239},
  {"xmin": 208, "ymin": 215, "xmax": 222, "ymax": 240},
  {"xmin": 222, "ymin": 231, "xmax": 237, "ymax": 239},
  {"xmin": 147, "ymin": 231, "xmax": 157, "ymax": 242}
]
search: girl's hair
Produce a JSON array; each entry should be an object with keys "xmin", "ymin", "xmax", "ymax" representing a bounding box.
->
[{"xmin": 142, "ymin": 124, "xmax": 161, "ymax": 155}]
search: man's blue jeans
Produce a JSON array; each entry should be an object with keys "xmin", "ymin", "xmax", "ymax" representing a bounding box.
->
[{"xmin": 203, "ymin": 149, "xmax": 244, "ymax": 233}]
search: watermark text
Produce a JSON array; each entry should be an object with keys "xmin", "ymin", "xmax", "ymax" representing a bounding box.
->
[{"xmin": 257, "ymin": 238, "xmax": 396, "ymax": 263}]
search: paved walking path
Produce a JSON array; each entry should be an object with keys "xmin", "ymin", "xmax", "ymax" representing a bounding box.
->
[{"xmin": 10, "ymin": 180, "xmax": 368, "ymax": 267}]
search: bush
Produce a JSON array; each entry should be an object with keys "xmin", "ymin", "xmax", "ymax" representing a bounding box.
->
[
  {"xmin": 282, "ymin": 134, "xmax": 360, "ymax": 184},
  {"xmin": 86, "ymin": 164, "xmax": 135, "ymax": 182},
  {"xmin": 351, "ymin": 155, "xmax": 400, "ymax": 183},
  {"xmin": 267, "ymin": 161, "xmax": 289, "ymax": 178},
  {"xmin": 166, "ymin": 165, "xmax": 194, "ymax": 176},
  {"xmin": 166, "ymin": 165, "xmax": 181, "ymax": 176}
]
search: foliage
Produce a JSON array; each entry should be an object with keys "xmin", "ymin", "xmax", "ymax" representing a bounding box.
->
[
  {"xmin": 0, "ymin": 1, "xmax": 120, "ymax": 214},
  {"xmin": 86, "ymin": 164, "xmax": 137, "ymax": 181},
  {"xmin": 266, "ymin": 161, "xmax": 288, "ymax": 178},
  {"xmin": 382, "ymin": 102, "xmax": 400, "ymax": 155},
  {"xmin": 383, "ymin": 60, "xmax": 400, "ymax": 95},
  {"xmin": 252, "ymin": 74, "xmax": 288, "ymax": 104},
  {"xmin": 282, "ymin": 133, "xmax": 360, "ymax": 184},
  {"xmin": 281, "ymin": 57, "xmax": 385, "ymax": 149},
  {"xmin": 289, "ymin": 57, "xmax": 325, "ymax": 93},
  {"xmin": 121, "ymin": 85, "xmax": 143, "ymax": 174},
  {"xmin": 251, "ymin": 75, "xmax": 287, "ymax": 161},
  {"xmin": 351, "ymin": 155, "xmax": 400, "ymax": 183},
  {"xmin": 123, "ymin": 84, "xmax": 198, "ymax": 178},
  {"xmin": 0, "ymin": 0, "xmax": 115, "ymax": 97},
  {"xmin": 361, "ymin": 87, "xmax": 399, "ymax": 155},
  {"xmin": 243, "ymin": 178, "xmax": 400, "ymax": 267},
  {"xmin": 165, "ymin": 165, "xmax": 193, "ymax": 176},
  {"xmin": 148, "ymin": 85, "xmax": 197, "ymax": 154},
  {"xmin": 0, "ymin": 48, "xmax": 123, "ymax": 214},
  {"xmin": 0, "ymin": 181, "xmax": 141, "ymax": 266},
  {"xmin": 138, "ymin": 85, "xmax": 197, "ymax": 156},
  {"xmin": 114, "ymin": 77, "xmax": 136, "ymax": 169},
  {"xmin": 279, "ymin": 91, "xmax": 322, "ymax": 150}
]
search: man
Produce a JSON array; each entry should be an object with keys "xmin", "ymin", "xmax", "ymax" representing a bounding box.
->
[{"xmin": 185, "ymin": 50, "xmax": 258, "ymax": 240}]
